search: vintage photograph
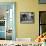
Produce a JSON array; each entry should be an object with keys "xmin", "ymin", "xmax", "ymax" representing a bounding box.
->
[{"xmin": 20, "ymin": 12, "xmax": 34, "ymax": 24}]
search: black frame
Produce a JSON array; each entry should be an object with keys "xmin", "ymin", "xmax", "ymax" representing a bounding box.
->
[
  {"xmin": 39, "ymin": 0, "xmax": 46, "ymax": 4},
  {"xmin": 39, "ymin": 12, "xmax": 40, "ymax": 36}
]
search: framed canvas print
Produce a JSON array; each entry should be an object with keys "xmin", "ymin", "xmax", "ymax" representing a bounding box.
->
[
  {"xmin": 39, "ymin": 0, "xmax": 46, "ymax": 4},
  {"xmin": 20, "ymin": 12, "xmax": 34, "ymax": 24},
  {"xmin": 0, "ymin": 2, "xmax": 16, "ymax": 40}
]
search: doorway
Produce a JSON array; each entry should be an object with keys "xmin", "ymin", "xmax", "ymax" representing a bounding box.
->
[
  {"xmin": 0, "ymin": 2, "xmax": 16, "ymax": 40},
  {"xmin": 39, "ymin": 11, "xmax": 46, "ymax": 35}
]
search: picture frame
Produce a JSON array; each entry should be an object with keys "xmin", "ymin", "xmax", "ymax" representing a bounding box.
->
[
  {"xmin": 39, "ymin": 0, "xmax": 46, "ymax": 4},
  {"xmin": 20, "ymin": 12, "xmax": 34, "ymax": 24}
]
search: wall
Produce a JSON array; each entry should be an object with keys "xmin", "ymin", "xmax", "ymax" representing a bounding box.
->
[
  {"xmin": 0, "ymin": 0, "xmax": 46, "ymax": 40},
  {"xmin": 16, "ymin": 0, "xmax": 39, "ymax": 39}
]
